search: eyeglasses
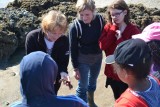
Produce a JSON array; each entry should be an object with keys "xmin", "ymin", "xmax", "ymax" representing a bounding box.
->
[{"xmin": 110, "ymin": 11, "xmax": 124, "ymax": 18}]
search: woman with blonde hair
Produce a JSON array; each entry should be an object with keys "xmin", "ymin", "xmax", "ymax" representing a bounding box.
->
[
  {"xmin": 69, "ymin": 0, "xmax": 105, "ymax": 106},
  {"xmin": 25, "ymin": 10, "xmax": 70, "ymax": 95}
]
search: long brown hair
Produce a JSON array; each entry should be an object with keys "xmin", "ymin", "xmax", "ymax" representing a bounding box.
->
[{"xmin": 107, "ymin": 0, "xmax": 130, "ymax": 24}]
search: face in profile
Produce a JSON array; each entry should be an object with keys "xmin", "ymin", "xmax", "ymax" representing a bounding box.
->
[
  {"xmin": 109, "ymin": 8, "xmax": 127, "ymax": 24},
  {"xmin": 112, "ymin": 63, "xmax": 127, "ymax": 83},
  {"xmin": 45, "ymin": 27, "xmax": 63, "ymax": 42},
  {"xmin": 79, "ymin": 9, "xmax": 94, "ymax": 24}
]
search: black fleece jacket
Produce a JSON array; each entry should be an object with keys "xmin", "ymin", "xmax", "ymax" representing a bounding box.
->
[{"xmin": 25, "ymin": 28, "xmax": 69, "ymax": 74}]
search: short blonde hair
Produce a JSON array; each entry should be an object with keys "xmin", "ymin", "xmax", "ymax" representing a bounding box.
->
[
  {"xmin": 76, "ymin": 0, "xmax": 95, "ymax": 12},
  {"xmin": 41, "ymin": 10, "xmax": 67, "ymax": 33}
]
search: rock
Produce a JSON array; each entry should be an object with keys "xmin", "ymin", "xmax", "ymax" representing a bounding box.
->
[
  {"xmin": 5, "ymin": 102, "xmax": 10, "ymax": 106},
  {"xmin": 8, "ymin": 72, "xmax": 16, "ymax": 76},
  {"xmin": 0, "ymin": 8, "xmax": 38, "ymax": 68},
  {"xmin": 0, "ymin": 0, "xmax": 160, "ymax": 68}
]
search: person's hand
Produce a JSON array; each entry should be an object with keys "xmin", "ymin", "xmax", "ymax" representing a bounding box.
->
[
  {"xmin": 115, "ymin": 30, "xmax": 122, "ymax": 40},
  {"xmin": 73, "ymin": 68, "xmax": 80, "ymax": 80},
  {"xmin": 60, "ymin": 72, "xmax": 73, "ymax": 89}
]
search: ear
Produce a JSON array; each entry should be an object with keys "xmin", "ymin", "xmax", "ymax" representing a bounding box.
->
[
  {"xmin": 123, "ymin": 69, "xmax": 129, "ymax": 79},
  {"xmin": 123, "ymin": 10, "xmax": 127, "ymax": 15}
]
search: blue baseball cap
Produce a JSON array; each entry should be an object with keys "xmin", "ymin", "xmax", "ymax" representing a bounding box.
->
[{"xmin": 105, "ymin": 39, "xmax": 151, "ymax": 67}]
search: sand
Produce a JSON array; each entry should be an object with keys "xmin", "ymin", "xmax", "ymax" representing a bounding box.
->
[{"xmin": 0, "ymin": 49, "xmax": 115, "ymax": 107}]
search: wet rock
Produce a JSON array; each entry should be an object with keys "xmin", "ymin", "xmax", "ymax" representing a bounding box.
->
[
  {"xmin": 0, "ymin": 0, "xmax": 160, "ymax": 67},
  {"xmin": 0, "ymin": 8, "xmax": 38, "ymax": 67},
  {"xmin": 151, "ymin": 10, "xmax": 160, "ymax": 16},
  {"xmin": 128, "ymin": 4, "xmax": 160, "ymax": 30}
]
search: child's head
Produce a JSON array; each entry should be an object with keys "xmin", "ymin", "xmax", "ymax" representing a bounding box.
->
[
  {"xmin": 106, "ymin": 39, "xmax": 151, "ymax": 82},
  {"xmin": 133, "ymin": 22, "xmax": 160, "ymax": 65},
  {"xmin": 20, "ymin": 51, "xmax": 58, "ymax": 99},
  {"xmin": 41, "ymin": 10, "xmax": 67, "ymax": 41},
  {"xmin": 107, "ymin": 0, "xmax": 130, "ymax": 25},
  {"xmin": 76, "ymin": 0, "xmax": 96, "ymax": 24}
]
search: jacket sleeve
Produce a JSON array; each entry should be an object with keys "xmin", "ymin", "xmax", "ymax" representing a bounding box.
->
[
  {"xmin": 56, "ymin": 36, "xmax": 69, "ymax": 74},
  {"xmin": 99, "ymin": 24, "xmax": 117, "ymax": 50},
  {"xmin": 69, "ymin": 22, "xmax": 79, "ymax": 69}
]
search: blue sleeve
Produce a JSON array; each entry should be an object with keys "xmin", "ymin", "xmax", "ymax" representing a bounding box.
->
[{"xmin": 56, "ymin": 95, "xmax": 89, "ymax": 107}]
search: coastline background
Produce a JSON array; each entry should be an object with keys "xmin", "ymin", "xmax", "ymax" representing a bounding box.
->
[
  {"xmin": 0, "ymin": 0, "xmax": 160, "ymax": 107},
  {"xmin": 1, "ymin": 0, "xmax": 160, "ymax": 9}
]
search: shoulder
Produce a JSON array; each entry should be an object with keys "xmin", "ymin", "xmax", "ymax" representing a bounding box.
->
[
  {"xmin": 59, "ymin": 35, "xmax": 69, "ymax": 41},
  {"xmin": 103, "ymin": 23, "xmax": 117, "ymax": 31},
  {"xmin": 93, "ymin": 14, "xmax": 103, "ymax": 22},
  {"xmin": 104, "ymin": 23, "xmax": 112, "ymax": 27},
  {"xmin": 27, "ymin": 28, "xmax": 41, "ymax": 35},
  {"xmin": 56, "ymin": 35, "xmax": 69, "ymax": 45},
  {"xmin": 27, "ymin": 28, "xmax": 42, "ymax": 38},
  {"xmin": 127, "ymin": 23, "xmax": 140, "ymax": 31},
  {"xmin": 149, "ymin": 75, "xmax": 160, "ymax": 85},
  {"xmin": 115, "ymin": 89, "xmax": 148, "ymax": 107},
  {"xmin": 57, "ymin": 95, "xmax": 88, "ymax": 107},
  {"xmin": 69, "ymin": 19, "xmax": 79, "ymax": 31}
]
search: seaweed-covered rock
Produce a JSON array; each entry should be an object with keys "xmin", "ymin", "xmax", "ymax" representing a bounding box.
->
[
  {"xmin": 0, "ymin": 8, "xmax": 38, "ymax": 68},
  {"xmin": 0, "ymin": 31, "xmax": 17, "ymax": 68},
  {"xmin": 129, "ymin": 4, "xmax": 160, "ymax": 30},
  {"xmin": 1, "ymin": 0, "xmax": 160, "ymax": 69}
]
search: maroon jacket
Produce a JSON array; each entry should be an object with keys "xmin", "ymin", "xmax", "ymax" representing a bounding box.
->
[{"xmin": 99, "ymin": 23, "xmax": 140, "ymax": 81}]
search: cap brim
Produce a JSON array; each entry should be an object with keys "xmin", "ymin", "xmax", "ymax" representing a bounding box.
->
[{"xmin": 105, "ymin": 55, "xmax": 115, "ymax": 64}]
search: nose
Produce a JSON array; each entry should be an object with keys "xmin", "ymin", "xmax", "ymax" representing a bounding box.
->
[{"xmin": 82, "ymin": 16, "xmax": 87, "ymax": 21}]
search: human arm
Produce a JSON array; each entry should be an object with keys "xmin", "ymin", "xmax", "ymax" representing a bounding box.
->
[
  {"xmin": 99, "ymin": 24, "xmax": 118, "ymax": 50},
  {"xmin": 55, "ymin": 36, "xmax": 71, "ymax": 85},
  {"xmin": 69, "ymin": 22, "xmax": 79, "ymax": 69}
]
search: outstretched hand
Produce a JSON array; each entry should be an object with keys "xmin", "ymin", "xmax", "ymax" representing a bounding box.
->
[
  {"xmin": 74, "ymin": 69, "xmax": 80, "ymax": 80},
  {"xmin": 60, "ymin": 72, "xmax": 73, "ymax": 89}
]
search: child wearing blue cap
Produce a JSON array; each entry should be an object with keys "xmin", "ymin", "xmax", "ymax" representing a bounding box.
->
[{"xmin": 106, "ymin": 39, "xmax": 160, "ymax": 107}]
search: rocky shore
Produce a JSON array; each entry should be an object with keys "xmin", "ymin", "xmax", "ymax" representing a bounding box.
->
[{"xmin": 0, "ymin": 0, "xmax": 160, "ymax": 69}]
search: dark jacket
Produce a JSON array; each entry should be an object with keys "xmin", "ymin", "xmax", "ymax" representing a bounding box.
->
[
  {"xmin": 25, "ymin": 28, "xmax": 69, "ymax": 74},
  {"xmin": 69, "ymin": 14, "xmax": 105, "ymax": 68},
  {"xmin": 11, "ymin": 51, "xmax": 88, "ymax": 107}
]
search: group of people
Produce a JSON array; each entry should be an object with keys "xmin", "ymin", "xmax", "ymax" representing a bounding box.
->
[{"xmin": 11, "ymin": 0, "xmax": 160, "ymax": 107}]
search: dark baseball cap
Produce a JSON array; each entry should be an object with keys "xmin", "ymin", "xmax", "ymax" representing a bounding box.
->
[{"xmin": 105, "ymin": 39, "xmax": 151, "ymax": 67}]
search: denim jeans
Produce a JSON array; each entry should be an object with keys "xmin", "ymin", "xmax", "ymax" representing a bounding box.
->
[{"xmin": 76, "ymin": 56, "xmax": 102, "ymax": 102}]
